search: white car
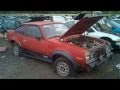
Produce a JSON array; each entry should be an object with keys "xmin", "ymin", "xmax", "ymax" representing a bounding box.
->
[
  {"xmin": 64, "ymin": 20, "xmax": 120, "ymax": 49},
  {"xmin": 85, "ymin": 25, "xmax": 120, "ymax": 49},
  {"xmin": 65, "ymin": 16, "xmax": 74, "ymax": 21},
  {"xmin": 51, "ymin": 16, "xmax": 66, "ymax": 23}
]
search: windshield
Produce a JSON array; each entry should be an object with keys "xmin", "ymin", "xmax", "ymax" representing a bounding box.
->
[
  {"xmin": 42, "ymin": 23, "xmax": 69, "ymax": 38},
  {"xmin": 92, "ymin": 24, "xmax": 113, "ymax": 33}
]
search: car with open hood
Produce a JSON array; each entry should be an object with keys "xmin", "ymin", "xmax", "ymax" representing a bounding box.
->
[{"xmin": 7, "ymin": 16, "xmax": 112, "ymax": 77}]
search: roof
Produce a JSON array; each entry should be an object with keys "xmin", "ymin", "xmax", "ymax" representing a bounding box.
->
[{"xmin": 24, "ymin": 21, "xmax": 62, "ymax": 26}]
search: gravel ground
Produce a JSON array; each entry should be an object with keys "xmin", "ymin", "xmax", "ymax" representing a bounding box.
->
[{"xmin": 0, "ymin": 38, "xmax": 120, "ymax": 79}]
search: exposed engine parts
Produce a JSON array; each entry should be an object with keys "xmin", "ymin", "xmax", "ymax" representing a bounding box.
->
[
  {"xmin": 67, "ymin": 35, "xmax": 112, "ymax": 61},
  {"xmin": 68, "ymin": 36, "xmax": 102, "ymax": 49}
]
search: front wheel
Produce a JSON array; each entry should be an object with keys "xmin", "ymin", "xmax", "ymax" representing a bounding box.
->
[
  {"xmin": 53, "ymin": 57, "xmax": 76, "ymax": 77},
  {"xmin": 13, "ymin": 43, "xmax": 22, "ymax": 56}
]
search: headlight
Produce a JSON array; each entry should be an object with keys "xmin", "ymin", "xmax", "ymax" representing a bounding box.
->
[
  {"xmin": 86, "ymin": 51, "xmax": 96, "ymax": 64},
  {"xmin": 85, "ymin": 51, "xmax": 90, "ymax": 60}
]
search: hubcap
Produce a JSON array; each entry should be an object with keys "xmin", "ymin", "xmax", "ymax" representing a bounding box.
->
[
  {"xmin": 13, "ymin": 45, "xmax": 19, "ymax": 56},
  {"xmin": 56, "ymin": 62, "xmax": 70, "ymax": 77}
]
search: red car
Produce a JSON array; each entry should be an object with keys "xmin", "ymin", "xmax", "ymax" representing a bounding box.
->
[{"xmin": 7, "ymin": 16, "xmax": 112, "ymax": 77}]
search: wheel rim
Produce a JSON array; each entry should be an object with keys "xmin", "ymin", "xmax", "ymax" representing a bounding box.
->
[
  {"xmin": 56, "ymin": 62, "xmax": 70, "ymax": 77},
  {"xmin": 13, "ymin": 45, "xmax": 19, "ymax": 56}
]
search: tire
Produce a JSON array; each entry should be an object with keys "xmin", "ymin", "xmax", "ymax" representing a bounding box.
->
[
  {"xmin": 13, "ymin": 43, "xmax": 22, "ymax": 56},
  {"xmin": 53, "ymin": 57, "xmax": 76, "ymax": 77}
]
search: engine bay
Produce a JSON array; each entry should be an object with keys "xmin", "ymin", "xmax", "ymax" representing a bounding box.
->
[{"xmin": 67, "ymin": 35, "xmax": 103, "ymax": 49}]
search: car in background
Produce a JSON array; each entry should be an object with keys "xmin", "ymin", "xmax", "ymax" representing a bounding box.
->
[
  {"xmin": 29, "ymin": 15, "xmax": 45, "ymax": 22},
  {"xmin": 2, "ymin": 19, "xmax": 21, "ymax": 32},
  {"xmin": 85, "ymin": 25, "xmax": 120, "ymax": 50},
  {"xmin": 97, "ymin": 16, "xmax": 120, "ymax": 36},
  {"xmin": 7, "ymin": 16, "xmax": 112, "ymax": 77},
  {"xmin": 64, "ymin": 13, "xmax": 86, "ymax": 28},
  {"xmin": 16, "ymin": 15, "xmax": 31, "ymax": 24},
  {"xmin": 0, "ymin": 16, "xmax": 21, "ymax": 33},
  {"xmin": 50, "ymin": 16, "xmax": 66, "ymax": 23},
  {"xmin": 65, "ymin": 16, "xmax": 74, "ymax": 21},
  {"xmin": 64, "ymin": 17, "xmax": 120, "ymax": 50}
]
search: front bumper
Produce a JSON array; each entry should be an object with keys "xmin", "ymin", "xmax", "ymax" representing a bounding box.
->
[
  {"xmin": 88, "ymin": 53, "xmax": 113, "ymax": 68},
  {"xmin": 87, "ymin": 45, "xmax": 113, "ymax": 69}
]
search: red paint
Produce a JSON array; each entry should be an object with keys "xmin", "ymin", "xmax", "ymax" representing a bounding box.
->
[{"xmin": 7, "ymin": 16, "xmax": 108, "ymax": 71}]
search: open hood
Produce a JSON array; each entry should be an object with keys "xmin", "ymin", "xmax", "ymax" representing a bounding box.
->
[{"xmin": 60, "ymin": 16, "xmax": 103, "ymax": 39}]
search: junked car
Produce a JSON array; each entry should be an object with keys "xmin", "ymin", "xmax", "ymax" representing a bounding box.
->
[
  {"xmin": 65, "ymin": 17, "xmax": 120, "ymax": 50},
  {"xmin": 86, "ymin": 25, "xmax": 120, "ymax": 50},
  {"xmin": 0, "ymin": 16, "xmax": 21, "ymax": 33},
  {"xmin": 7, "ymin": 16, "xmax": 112, "ymax": 77},
  {"xmin": 97, "ymin": 17, "xmax": 120, "ymax": 37},
  {"xmin": 50, "ymin": 16, "xmax": 66, "ymax": 23}
]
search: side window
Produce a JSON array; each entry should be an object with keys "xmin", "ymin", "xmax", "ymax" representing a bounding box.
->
[
  {"xmin": 15, "ymin": 25, "xmax": 26, "ymax": 35},
  {"xmin": 26, "ymin": 26, "xmax": 42, "ymax": 38}
]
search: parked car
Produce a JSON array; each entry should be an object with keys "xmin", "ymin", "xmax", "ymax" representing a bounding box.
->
[
  {"xmin": 98, "ymin": 17, "xmax": 120, "ymax": 36},
  {"xmin": 85, "ymin": 25, "xmax": 120, "ymax": 50},
  {"xmin": 16, "ymin": 15, "xmax": 31, "ymax": 24},
  {"xmin": 74, "ymin": 13, "xmax": 86, "ymax": 20},
  {"xmin": 50, "ymin": 16, "xmax": 66, "ymax": 23},
  {"xmin": 65, "ymin": 16, "xmax": 74, "ymax": 21},
  {"xmin": 0, "ymin": 16, "xmax": 21, "ymax": 33},
  {"xmin": 29, "ymin": 15, "xmax": 45, "ymax": 22},
  {"xmin": 65, "ymin": 17, "xmax": 120, "ymax": 50},
  {"xmin": 7, "ymin": 16, "xmax": 112, "ymax": 77}
]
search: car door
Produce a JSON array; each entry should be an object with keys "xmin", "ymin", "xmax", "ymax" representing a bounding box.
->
[
  {"xmin": 14, "ymin": 25, "xmax": 27, "ymax": 47},
  {"xmin": 22, "ymin": 25, "xmax": 49, "ymax": 55}
]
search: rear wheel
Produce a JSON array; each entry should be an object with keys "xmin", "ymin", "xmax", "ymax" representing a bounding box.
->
[
  {"xmin": 13, "ymin": 43, "xmax": 22, "ymax": 56},
  {"xmin": 53, "ymin": 57, "xmax": 76, "ymax": 77}
]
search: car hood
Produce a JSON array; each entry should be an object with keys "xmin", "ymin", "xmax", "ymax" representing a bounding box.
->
[{"xmin": 60, "ymin": 16, "xmax": 103, "ymax": 39}]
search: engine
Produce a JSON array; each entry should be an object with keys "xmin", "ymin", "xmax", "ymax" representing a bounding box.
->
[
  {"xmin": 63, "ymin": 35, "xmax": 112, "ymax": 64},
  {"xmin": 68, "ymin": 35, "xmax": 102, "ymax": 49}
]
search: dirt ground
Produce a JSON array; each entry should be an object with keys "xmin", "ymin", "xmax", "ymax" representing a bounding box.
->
[{"xmin": 0, "ymin": 38, "xmax": 120, "ymax": 79}]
